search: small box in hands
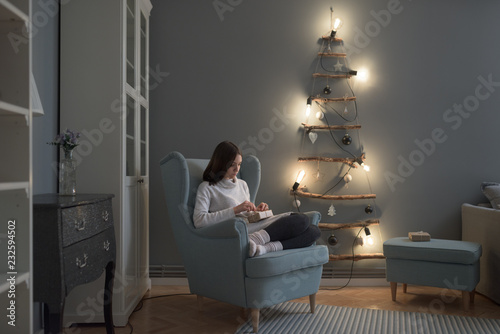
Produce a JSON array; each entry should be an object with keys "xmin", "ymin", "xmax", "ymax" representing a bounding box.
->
[{"xmin": 245, "ymin": 210, "xmax": 274, "ymax": 223}]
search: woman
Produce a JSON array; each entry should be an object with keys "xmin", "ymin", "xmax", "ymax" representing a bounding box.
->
[{"xmin": 193, "ymin": 141, "xmax": 321, "ymax": 257}]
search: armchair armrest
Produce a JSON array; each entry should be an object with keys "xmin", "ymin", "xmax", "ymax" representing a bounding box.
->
[
  {"xmin": 462, "ymin": 203, "xmax": 500, "ymax": 234},
  {"xmin": 303, "ymin": 211, "xmax": 321, "ymax": 226},
  {"xmin": 195, "ymin": 217, "xmax": 249, "ymax": 239}
]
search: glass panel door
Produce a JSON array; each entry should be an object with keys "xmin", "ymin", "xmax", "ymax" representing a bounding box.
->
[
  {"xmin": 140, "ymin": 105, "xmax": 147, "ymax": 176},
  {"xmin": 140, "ymin": 11, "xmax": 147, "ymax": 98},
  {"xmin": 126, "ymin": 0, "xmax": 136, "ymax": 88},
  {"xmin": 125, "ymin": 95, "xmax": 136, "ymax": 176}
]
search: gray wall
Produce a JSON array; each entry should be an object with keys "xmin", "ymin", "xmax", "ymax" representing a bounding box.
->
[
  {"xmin": 149, "ymin": 0, "xmax": 500, "ymax": 270},
  {"xmin": 32, "ymin": 0, "xmax": 59, "ymax": 194}
]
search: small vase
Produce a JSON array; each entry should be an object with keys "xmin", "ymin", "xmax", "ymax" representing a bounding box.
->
[{"xmin": 59, "ymin": 149, "xmax": 76, "ymax": 195}]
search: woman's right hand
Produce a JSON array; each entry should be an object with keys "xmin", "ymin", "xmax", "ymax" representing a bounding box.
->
[{"xmin": 234, "ymin": 201, "xmax": 257, "ymax": 214}]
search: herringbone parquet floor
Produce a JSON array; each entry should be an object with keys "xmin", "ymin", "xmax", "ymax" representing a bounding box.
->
[{"xmin": 63, "ymin": 285, "xmax": 500, "ymax": 334}]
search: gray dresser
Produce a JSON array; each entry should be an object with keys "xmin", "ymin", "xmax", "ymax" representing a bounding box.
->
[{"xmin": 33, "ymin": 194, "xmax": 116, "ymax": 334}]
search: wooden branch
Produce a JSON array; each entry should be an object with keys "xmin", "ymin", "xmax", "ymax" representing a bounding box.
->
[
  {"xmin": 298, "ymin": 156, "xmax": 357, "ymax": 167},
  {"xmin": 291, "ymin": 188, "xmax": 376, "ymax": 200},
  {"xmin": 302, "ymin": 123, "xmax": 361, "ymax": 130},
  {"xmin": 312, "ymin": 73, "xmax": 352, "ymax": 79},
  {"xmin": 311, "ymin": 96, "xmax": 356, "ymax": 103},
  {"xmin": 318, "ymin": 52, "xmax": 346, "ymax": 57},
  {"xmin": 321, "ymin": 36, "xmax": 343, "ymax": 42},
  {"xmin": 329, "ymin": 253, "xmax": 385, "ymax": 261},
  {"xmin": 318, "ymin": 220, "xmax": 380, "ymax": 230}
]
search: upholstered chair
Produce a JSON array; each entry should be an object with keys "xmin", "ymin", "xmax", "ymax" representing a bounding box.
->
[{"xmin": 160, "ymin": 152, "xmax": 328, "ymax": 332}]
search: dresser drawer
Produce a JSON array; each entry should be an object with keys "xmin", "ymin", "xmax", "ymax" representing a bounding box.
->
[
  {"xmin": 61, "ymin": 200, "xmax": 114, "ymax": 247},
  {"xmin": 63, "ymin": 227, "xmax": 116, "ymax": 293}
]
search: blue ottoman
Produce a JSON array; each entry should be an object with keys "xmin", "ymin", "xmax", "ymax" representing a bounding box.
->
[{"xmin": 383, "ymin": 237, "xmax": 482, "ymax": 310}]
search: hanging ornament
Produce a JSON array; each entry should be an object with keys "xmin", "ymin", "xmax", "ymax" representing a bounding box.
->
[
  {"xmin": 334, "ymin": 60, "xmax": 343, "ymax": 72},
  {"xmin": 342, "ymin": 133, "xmax": 352, "ymax": 145},
  {"xmin": 292, "ymin": 198, "xmax": 301, "ymax": 208},
  {"xmin": 365, "ymin": 205, "xmax": 373, "ymax": 214},
  {"xmin": 308, "ymin": 131, "xmax": 318, "ymax": 144},
  {"xmin": 314, "ymin": 161, "xmax": 324, "ymax": 182},
  {"xmin": 314, "ymin": 170, "xmax": 325, "ymax": 182},
  {"xmin": 327, "ymin": 42, "xmax": 332, "ymax": 52},
  {"xmin": 344, "ymin": 173, "xmax": 352, "ymax": 183},
  {"xmin": 323, "ymin": 84, "xmax": 332, "ymax": 95},
  {"xmin": 343, "ymin": 105, "xmax": 349, "ymax": 114},
  {"xmin": 328, "ymin": 203, "xmax": 336, "ymax": 216},
  {"xmin": 328, "ymin": 233, "xmax": 338, "ymax": 246}
]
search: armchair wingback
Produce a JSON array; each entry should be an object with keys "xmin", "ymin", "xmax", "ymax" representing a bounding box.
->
[{"xmin": 160, "ymin": 151, "xmax": 328, "ymax": 332}]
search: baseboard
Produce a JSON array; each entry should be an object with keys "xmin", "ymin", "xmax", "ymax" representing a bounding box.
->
[
  {"xmin": 150, "ymin": 277, "xmax": 389, "ymax": 287},
  {"xmin": 151, "ymin": 277, "xmax": 189, "ymax": 286}
]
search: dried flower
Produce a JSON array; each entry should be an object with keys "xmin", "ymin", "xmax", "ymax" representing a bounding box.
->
[{"xmin": 48, "ymin": 129, "xmax": 81, "ymax": 152}]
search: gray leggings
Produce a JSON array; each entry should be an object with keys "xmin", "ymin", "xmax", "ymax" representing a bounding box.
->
[{"xmin": 264, "ymin": 213, "xmax": 321, "ymax": 250}]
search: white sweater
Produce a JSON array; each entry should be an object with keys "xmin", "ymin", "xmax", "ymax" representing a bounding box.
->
[{"xmin": 193, "ymin": 177, "xmax": 250, "ymax": 228}]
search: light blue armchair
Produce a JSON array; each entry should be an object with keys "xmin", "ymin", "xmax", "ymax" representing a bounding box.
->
[{"xmin": 160, "ymin": 152, "xmax": 328, "ymax": 332}]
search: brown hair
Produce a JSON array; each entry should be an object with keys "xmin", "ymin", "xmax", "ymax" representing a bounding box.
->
[{"xmin": 203, "ymin": 141, "xmax": 242, "ymax": 185}]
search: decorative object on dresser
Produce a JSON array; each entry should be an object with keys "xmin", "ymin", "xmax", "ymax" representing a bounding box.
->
[
  {"xmin": 47, "ymin": 128, "xmax": 81, "ymax": 195},
  {"xmin": 33, "ymin": 194, "xmax": 116, "ymax": 334}
]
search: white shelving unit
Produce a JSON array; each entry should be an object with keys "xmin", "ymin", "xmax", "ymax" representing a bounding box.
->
[{"xmin": 0, "ymin": 1, "xmax": 32, "ymax": 332}]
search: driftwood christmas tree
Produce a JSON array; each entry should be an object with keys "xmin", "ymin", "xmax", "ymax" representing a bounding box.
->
[{"xmin": 291, "ymin": 8, "xmax": 383, "ymax": 264}]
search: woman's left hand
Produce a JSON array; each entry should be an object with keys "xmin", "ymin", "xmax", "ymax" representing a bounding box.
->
[{"xmin": 256, "ymin": 202, "xmax": 269, "ymax": 211}]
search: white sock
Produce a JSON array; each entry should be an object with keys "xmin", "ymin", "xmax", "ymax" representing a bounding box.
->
[
  {"xmin": 249, "ymin": 230, "xmax": 270, "ymax": 245},
  {"xmin": 254, "ymin": 241, "xmax": 283, "ymax": 257},
  {"xmin": 249, "ymin": 239, "xmax": 257, "ymax": 257}
]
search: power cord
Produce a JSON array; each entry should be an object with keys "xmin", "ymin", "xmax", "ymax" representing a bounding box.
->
[{"xmin": 321, "ymin": 226, "xmax": 364, "ymax": 291}]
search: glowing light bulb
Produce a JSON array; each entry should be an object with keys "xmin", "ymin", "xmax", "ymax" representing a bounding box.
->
[
  {"xmin": 305, "ymin": 97, "xmax": 312, "ymax": 117},
  {"xmin": 357, "ymin": 69, "xmax": 369, "ymax": 81},
  {"xmin": 296, "ymin": 170, "xmax": 306, "ymax": 184},
  {"xmin": 292, "ymin": 170, "xmax": 306, "ymax": 191},
  {"xmin": 333, "ymin": 18, "xmax": 342, "ymax": 31},
  {"xmin": 364, "ymin": 227, "xmax": 374, "ymax": 246}
]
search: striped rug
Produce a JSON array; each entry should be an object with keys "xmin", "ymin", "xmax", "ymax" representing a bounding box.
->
[{"xmin": 235, "ymin": 302, "xmax": 500, "ymax": 334}]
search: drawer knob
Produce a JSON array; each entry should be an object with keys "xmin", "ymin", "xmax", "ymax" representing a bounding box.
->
[
  {"xmin": 76, "ymin": 253, "xmax": 88, "ymax": 268},
  {"xmin": 74, "ymin": 219, "xmax": 86, "ymax": 231},
  {"xmin": 102, "ymin": 210, "xmax": 110, "ymax": 222},
  {"xmin": 104, "ymin": 240, "xmax": 110, "ymax": 251}
]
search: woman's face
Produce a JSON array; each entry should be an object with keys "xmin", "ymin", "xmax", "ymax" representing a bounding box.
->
[{"xmin": 224, "ymin": 154, "xmax": 242, "ymax": 180}]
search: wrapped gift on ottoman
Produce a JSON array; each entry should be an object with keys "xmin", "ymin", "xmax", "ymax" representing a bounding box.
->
[
  {"xmin": 408, "ymin": 231, "xmax": 431, "ymax": 241},
  {"xmin": 383, "ymin": 237, "xmax": 482, "ymax": 310}
]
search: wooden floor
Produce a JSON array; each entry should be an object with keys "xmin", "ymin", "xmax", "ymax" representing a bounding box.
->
[{"xmin": 65, "ymin": 284, "xmax": 500, "ymax": 334}]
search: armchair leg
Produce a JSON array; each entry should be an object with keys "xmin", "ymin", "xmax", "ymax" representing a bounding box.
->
[
  {"xmin": 197, "ymin": 295, "xmax": 204, "ymax": 311},
  {"xmin": 462, "ymin": 290, "xmax": 475, "ymax": 311},
  {"xmin": 251, "ymin": 308, "xmax": 260, "ymax": 333},
  {"xmin": 309, "ymin": 293, "xmax": 316, "ymax": 313}
]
